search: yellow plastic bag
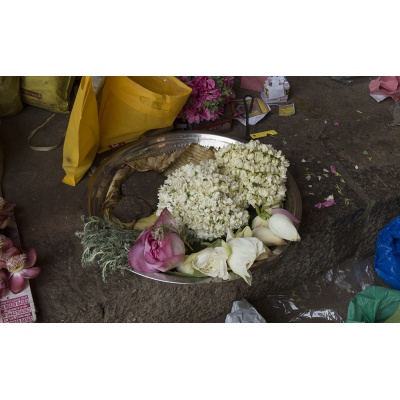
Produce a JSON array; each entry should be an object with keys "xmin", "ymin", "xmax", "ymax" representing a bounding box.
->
[
  {"xmin": 20, "ymin": 76, "xmax": 75, "ymax": 114},
  {"xmin": 0, "ymin": 76, "xmax": 23, "ymax": 117},
  {"xmin": 62, "ymin": 77, "xmax": 99, "ymax": 186},
  {"xmin": 97, "ymin": 76, "xmax": 191, "ymax": 153}
]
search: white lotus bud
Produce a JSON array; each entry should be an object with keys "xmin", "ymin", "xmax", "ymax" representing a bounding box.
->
[
  {"xmin": 252, "ymin": 226, "xmax": 286, "ymax": 246},
  {"xmin": 251, "ymin": 215, "xmax": 269, "ymax": 230},
  {"xmin": 268, "ymin": 213, "xmax": 301, "ymax": 242}
]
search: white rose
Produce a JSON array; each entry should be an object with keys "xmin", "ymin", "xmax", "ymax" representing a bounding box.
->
[
  {"xmin": 225, "ymin": 229, "xmax": 266, "ymax": 285},
  {"xmin": 179, "ymin": 245, "xmax": 230, "ymax": 280}
]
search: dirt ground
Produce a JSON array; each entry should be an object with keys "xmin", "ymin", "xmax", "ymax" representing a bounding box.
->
[{"xmin": 1, "ymin": 76, "xmax": 399, "ymax": 322}]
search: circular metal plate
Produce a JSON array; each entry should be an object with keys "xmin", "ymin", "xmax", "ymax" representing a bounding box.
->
[{"xmin": 87, "ymin": 131, "xmax": 302, "ymax": 284}]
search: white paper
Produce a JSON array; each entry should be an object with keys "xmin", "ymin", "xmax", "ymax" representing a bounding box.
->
[
  {"xmin": 267, "ymin": 84, "xmax": 285, "ymax": 99},
  {"xmin": 370, "ymin": 93, "xmax": 388, "ymax": 103}
]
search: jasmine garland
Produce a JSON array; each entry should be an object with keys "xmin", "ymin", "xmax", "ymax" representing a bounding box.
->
[
  {"xmin": 215, "ymin": 140, "xmax": 290, "ymax": 208},
  {"xmin": 157, "ymin": 159, "xmax": 249, "ymax": 241},
  {"xmin": 156, "ymin": 141, "xmax": 290, "ymax": 242}
]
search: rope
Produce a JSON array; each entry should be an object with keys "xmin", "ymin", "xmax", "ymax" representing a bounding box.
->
[{"xmin": 28, "ymin": 114, "xmax": 65, "ymax": 151}]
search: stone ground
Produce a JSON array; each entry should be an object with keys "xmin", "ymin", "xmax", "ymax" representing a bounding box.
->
[{"xmin": 1, "ymin": 76, "xmax": 399, "ymax": 323}]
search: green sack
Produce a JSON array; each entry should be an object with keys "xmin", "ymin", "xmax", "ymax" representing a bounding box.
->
[
  {"xmin": 346, "ymin": 286, "xmax": 400, "ymax": 323},
  {"xmin": 20, "ymin": 76, "xmax": 75, "ymax": 114},
  {"xmin": 0, "ymin": 76, "xmax": 23, "ymax": 117}
]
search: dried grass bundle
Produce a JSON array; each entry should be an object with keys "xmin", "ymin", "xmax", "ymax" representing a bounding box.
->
[{"xmin": 76, "ymin": 216, "xmax": 141, "ymax": 281}]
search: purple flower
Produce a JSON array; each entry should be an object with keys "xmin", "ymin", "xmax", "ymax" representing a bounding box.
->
[
  {"xmin": 185, "ymin": 110, "xmax": 201, "ymax": 124},
  {"xmin": 4, "ymin": 248, "xmax": 40, "ymax": 294},
  {"xmin": 210, "ymin": 109, "xmax": 224, "ymax": 121},
  {"xmin": 206, "ymin": 88, "xmax": 221, "ymax": 101},
  {"xmin": 128, "ymin": 208, "xmax": 186, "ymax": 273},
  {"xmin": 176, "ymin": 76, "xmax": 235, "ymax": 123},
  {"xmin": 199, "ymin": 108, "xmax": 212, "ymax": 121},
  {"xmin": 0, "ymin": 237, "xmax": 20, "ymax": 268}
]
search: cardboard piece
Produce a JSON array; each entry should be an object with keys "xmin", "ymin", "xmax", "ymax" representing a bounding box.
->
[{"xmin": 0, "ymin": 213, "xmax": 37, "ymax": 323}]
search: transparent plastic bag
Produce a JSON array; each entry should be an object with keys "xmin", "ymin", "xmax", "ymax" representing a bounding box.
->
[{"xmin": 251, "ymin": 257, "xmax": 380, "ymax": 323}]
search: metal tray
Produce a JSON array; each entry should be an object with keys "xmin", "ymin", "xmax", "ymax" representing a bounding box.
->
[{"xmin": 87, "ymin": 131, "xmax": 302, "ymax": 284}]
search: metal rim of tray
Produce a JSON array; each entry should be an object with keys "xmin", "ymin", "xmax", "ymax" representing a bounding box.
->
[{"xmin": 87, "ymin": 131, "xmax": 302, "ymax": 284}]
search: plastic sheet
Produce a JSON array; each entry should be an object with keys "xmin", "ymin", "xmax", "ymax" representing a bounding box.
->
[
  {"xmin": 225, "ymin": 299, "xmax": 266, "ymax": 323},
  {"xmin": 346, "ymin": 285, "xmax": 400, "ymax": 323},
  {"xmin": 251, "ymin": 257, "xmax": 384, "ymax": 323},
  {"xmin": 374, "ymin": 216, "xmax": 400, "ymax": 290}
]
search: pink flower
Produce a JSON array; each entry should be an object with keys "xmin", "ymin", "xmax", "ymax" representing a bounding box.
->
[
  {"xmin": 199, "ymin": 108, "xmax": 212, "ymax": 121},
  {"xmin": 0, "ymin": 269, "xmax": 8, "ymax": 298},
  {"xmin": 210, "ymin": 109, "xmax": 224, "ymax": 121},
  {"xmin": 4, "ymin": 248, "xmax": 40, "ymax": 294},
  {"xmin": 0, "ymin": 197, "xmax": 16, "ymax": 229},
  {"xmin": 206, "ymin": 88, "xmax": 221, "ymax": 101},
  {"xmin": 128, "ymin": 208, "xmax": 186, "ymax": 273},
  {"xmin": 176, "ymin": 76, "xmax": 235, "ymax": 123},
  {"xmin": 192, "ymin": 76, "xmax": 208, "ymax": 91},
  {"xmin": 0, "ymin": 237, "xmax": 20, "ymax": 268},
  {"xmin": 185, "ymin": 110, "xmax": 201, "ymax": 124}
]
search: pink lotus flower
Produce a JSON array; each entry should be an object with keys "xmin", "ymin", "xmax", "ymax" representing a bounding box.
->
[
  {"xmin": 0, "ymin": 269, "xmax": 8, "ymax": 298},
  {"xmin": 128, "ymin": 208, "xmax": 186, "ymax": 273},
  {"xmin": 4, "ymin": 248, "xmax": 40, "ymax": 294}
]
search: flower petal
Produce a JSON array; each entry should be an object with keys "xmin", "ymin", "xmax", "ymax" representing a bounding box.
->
[
  {"xmin": 0, "ymin": 237, "xmax": 14, "ymax": 251},
  {"xmin": 226, "ymin": 237, "xmax": 264, "ymax": 284},
  {"xmin": 1, "ymin": 246, "xmax": 20, "ymax": 260},
  {"xmin": 155, "ymin": 254, "xmax": 185, "ymax": 272},
  {"xmin": 128, "ymin": 243, "xmax": 155, "ymax": 272},
  {"xmin": 21, "ymin": 266, "xmax": 40, "ymax": 279},
  {"xmin": 156, "ymin": 208, "xmax": 177, "ymax": 229},
  {"xmin": 25, "ymin": 248, "xmax": 37, "ymax": 268},
  {"xmin": 315, "ymin": 195, "xmax": 335, "ymax": 209},
  {"xmin": 9, "ymin": 273, "xmax": 26, "ymax": 294},
  {"xmin": 165, "ymin": 232, "xmax": 186, "ymax": 256},
  {"xmin": 270, "ymin": 208, "xmax": 300, "ymax": 224}
]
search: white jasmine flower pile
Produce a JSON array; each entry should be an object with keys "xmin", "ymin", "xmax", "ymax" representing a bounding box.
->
[
  {"xmin": 215, "ymin": 140, "xmax": 290, "ymax": 207},
  {"xmin": 157, "ymin": 140, "xmax": 290, "ymax": 242},
  {"xmin": 157, "ymin": 159, "xmax": 248, "ymax": 241}
]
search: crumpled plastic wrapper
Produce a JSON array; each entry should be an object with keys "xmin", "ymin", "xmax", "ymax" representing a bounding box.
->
[{"xmin": 225, "ymin": 299, "xmax": 266, "ymax": 323}]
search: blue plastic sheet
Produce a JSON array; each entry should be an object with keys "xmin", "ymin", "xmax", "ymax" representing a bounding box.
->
[{"xmin": 374, "ymin": 216, "xmax": 400, "ymax": 290}]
